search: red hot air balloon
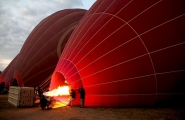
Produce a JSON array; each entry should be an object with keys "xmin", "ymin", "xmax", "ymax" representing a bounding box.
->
[{"xmin": 51, "ymin": 0, "xmax": 185, "ymax": 107}]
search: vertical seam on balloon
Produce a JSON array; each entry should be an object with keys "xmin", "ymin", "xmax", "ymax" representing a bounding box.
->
[
  {"xmin": 64, "ymin": 1, "xmax": 133, "ymax": 74},
  {"xmin": 61, "ymin": 0, "xmax": 121, "ymax": 73},
  {"xmin": 21, "ymin": 18, "xmax": 79, "ymax": 73},
  {"xmin": 124, "ymin": 23, "xmax": 158, "ymax": 106},
  {"xmin": 21, "ymin": 22, "xmax": 79, "ymax": 75},
  {"xmin": 17, "ymin": 22, "xmax": 44, "ymax": 71},
  {"xmin": 18, "ymin": 10, "xmax": 83, "ymax": 71},
  {"xmin": 63, "ymin": 1, "xmax": 132, "ymax": 76},
  {"xmin": 60, "ymin": 16, "xmax": 106, "ymax": 72},
  {"xmin": 58, "ymin": 16, "xmax": 92, "ymax": 70},
  {"xmin": 59, "ymin": 12, "xmax": 87, "ymax": 62},
  {"xmin": 131, "ymin": 13, "xmax": 185, "ymax": 103},
  {"xmin": 59, "ymin": 0, "xmax": 107, "ymax": 71},
  {"xmin": 19, "ymin": 11, "xmax": 82, "ymax": 74},
  {"xmin": 124, "ymin": 0, "xmax": 163, "ymax": 106},
  {"xmin": 17, "ymin": 16, "xmax": 51, "ymax": 71},
  {"xmin": 67, "ymin": 35, "xmax": 138, "ymax": 79},
  {"xmin": 61, "ymin": 0, "xmax": 106, "ymax": 58},
  {"xmin": 19, "ymin": 16, "xmax": 58, "ymax": 74},
  {"xmin": 57, "ymin": 22, "xmax": 80, "ymax": 70},
  {"xmin": 60, "ymin": 2, "xmax": 98, "ymax": 58},
  {"xmin": 59, "ymin": 17, "xmax": 91, "ymax": 72},
  {"xmin": 64, "ymin": 13, "xmax": 126, "ymax": 75}
]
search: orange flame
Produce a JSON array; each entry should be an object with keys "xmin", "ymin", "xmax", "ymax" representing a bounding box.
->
[
  {"xmin": 42, "ymin": 86, "xmax": 70, "ymax": 108},
  {"xmin": 43, "ymin": 86, "xmax": 70, "ymax": 97}
]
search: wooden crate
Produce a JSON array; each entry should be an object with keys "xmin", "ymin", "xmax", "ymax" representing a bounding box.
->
[{"xmin": 8, "ymin": 86, "xmax": 35, "ymax": 107}]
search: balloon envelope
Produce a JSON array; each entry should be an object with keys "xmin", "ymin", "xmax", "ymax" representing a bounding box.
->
[{"xmin": 51, "ymin": 0, "xmax": 185, "ymax": 107}]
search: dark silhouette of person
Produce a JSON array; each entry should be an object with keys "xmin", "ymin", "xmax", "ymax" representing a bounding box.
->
[
  {"xmin": 0, "ymin": 83, "xmax": 3, "ymax": 93},
  {"xmin": 36, "ymin": 87, "xmax": 43, "ymax": 98},
  {"xmin": 12, "ymin": 78, "xmax": 18, "ymax": 86},
  {"xmin": 78, "ymin": 87, "xmax": 85, "ymax": 108},
  {"xmin": 69, "ymin": 89, "xmax": 76, "ymax": 107},
  {"xmin": 40, "ymin": 95, "xmax": 52, "ymax": 110},
  {"xmin": 40, "ymin": 95, "xmax": 48, "ymax": 110},
  {"xmin": 0, "ymin": 82, "xmax": 6, "ymax": 94}
]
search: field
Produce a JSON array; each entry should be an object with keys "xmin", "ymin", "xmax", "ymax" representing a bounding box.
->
[{"xmin": 0, "ymin": 94, "xmax": 185, "ymax": 120}]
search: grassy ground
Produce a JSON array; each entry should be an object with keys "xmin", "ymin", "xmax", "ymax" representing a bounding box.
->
[{"xmin": 0, "ymin": 94, "xmax": 185, "ymax": 120}]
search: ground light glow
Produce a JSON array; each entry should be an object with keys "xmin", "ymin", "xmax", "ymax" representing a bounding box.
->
[
  {"xmin": 43, "ymin": 86, "xmax": 70, "ymax": 108},
  {"xmin": 52, "ymin": 101, "xmax": 67, "ymax": 108}
]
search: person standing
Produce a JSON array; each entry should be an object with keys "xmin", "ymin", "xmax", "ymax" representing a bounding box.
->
[
  {"xmin": 36, "ymin": 87, "xmax": 43, "ymax": 98},
  {"xmin": 78, "ymin": 87, "xmax": 85, "ymax": 108},
  {"xmin": 40, "ymin": 95, "xmax": 52, "ymax": 110},
  {"xmin": 40, "ymin": 95, "xmax": 48, "ymax": 110},
  {"xmin": 69, "ymin": 89, "xmax": 76, "ymax": 107}
]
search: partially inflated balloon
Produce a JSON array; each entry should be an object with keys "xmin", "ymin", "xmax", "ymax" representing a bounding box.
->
[{"xmin": 52, "ymin": 0, "xmax": 185, "ymax": 107}]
